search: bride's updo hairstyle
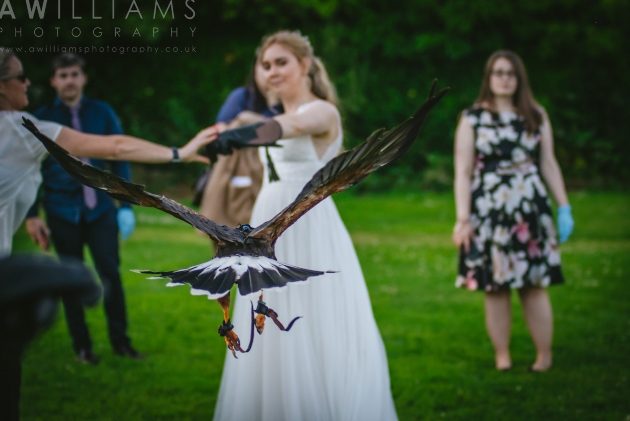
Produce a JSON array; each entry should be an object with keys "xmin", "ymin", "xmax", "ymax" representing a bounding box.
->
[{"xmin": 258, "ymin": 30, "xmax": 338, "ymax": 106}]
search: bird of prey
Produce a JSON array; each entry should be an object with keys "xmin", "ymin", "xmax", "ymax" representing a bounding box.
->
[{"xmin": 23, "ymin": 81, "xmax": 448, "ymax": 357}]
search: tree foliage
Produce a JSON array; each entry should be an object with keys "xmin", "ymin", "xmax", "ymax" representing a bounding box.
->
[{"xmin": 5, "ymin": 0, "xmax": 628, "ymax": 188}]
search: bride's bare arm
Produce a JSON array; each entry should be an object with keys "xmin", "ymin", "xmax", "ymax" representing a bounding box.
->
[{"xmin": 273, "ymin": 101, "xmax": 338, "ymax": 143}]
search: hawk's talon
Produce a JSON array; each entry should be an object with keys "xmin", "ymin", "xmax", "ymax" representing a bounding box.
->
[
  {"xmin": 255, "ymin": 313, "xmax": 266, "ymax": 334},
  {"xmin": 217, "ymin": 319, "xmax": 242, "ymax": 358},
  {"xmin": 224, "ymin": 330, "xmax": 243, "ymax": 358},
  {"xmin": 216, "ymin": 303, "xmax": 255, "ymax": 358}
]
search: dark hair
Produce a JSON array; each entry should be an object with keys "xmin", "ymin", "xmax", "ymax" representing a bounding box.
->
[
  {"xmin": 244, "ymin": 60, "xmax": 270, "ymax": 114},
  {"xmin": 0, "ymin": 49, "xmax": 16, "ymax": 78},
  {"xmin": 51, "ymin": 52, "xmax": 86, "ymax": 75},
  {"xmin": 475, "ymin": 50, "xmax": 542, "ymax": 133}
]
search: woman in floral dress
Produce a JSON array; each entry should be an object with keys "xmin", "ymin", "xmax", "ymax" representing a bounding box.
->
[{"xmin": 452, "ymin": 50, "xmax": 574, "ymax": 372}]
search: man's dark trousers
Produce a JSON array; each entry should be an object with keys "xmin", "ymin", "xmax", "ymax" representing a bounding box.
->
[
  {"xmin": 31, "ymin": 96, "xmax": 133, "ymax": 355},
  {"xmin": 47, "ymin": 207, "xmax": 129, "ymax": 351}
]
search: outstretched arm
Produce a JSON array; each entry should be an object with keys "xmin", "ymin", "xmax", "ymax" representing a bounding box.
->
[
  {"xmin": 272, "ymin": 100, "xmax": 338, "ymax": 142},
  {"xmin": 206, "ymin": 100, "xmax": 338, "ymax": 163},
  {"xmin": 22, "ymin": 118, "xmax": 244, "ymax": 246},
  {"xmin": 249, "ymin": 82, "xmax": 449, "ymax": 244},
  {"xmin": 55, "ymin": 126, "xmax": 218, "ymax": 164}
]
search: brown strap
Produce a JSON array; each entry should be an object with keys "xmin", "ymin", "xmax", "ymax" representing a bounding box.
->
[{"xmin": 268, "ymin": 311, "xmax": 302, "ymax": 332}]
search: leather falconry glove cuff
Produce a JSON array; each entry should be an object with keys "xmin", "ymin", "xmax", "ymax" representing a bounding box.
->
[
  {"xmin": 203, "ymin": 119, "xmax": 283, "ymax": 164},
  {"xmin": 203, "ymin": 119, "xmax": 282, "ymax": 181}
]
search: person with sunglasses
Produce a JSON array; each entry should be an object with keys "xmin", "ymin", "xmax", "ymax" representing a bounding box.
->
[
  {"xmin": 0, "ymin": 70, "xmax": 28, "ymax": 82},
  {"xmin": 452, "ymin": 50, "xmax": 574, "ymax": 372},
  {"xmin": 0, "ymin": 48, "xmax": 218, "ymax": 258},
  {"xmin": 0, "ymin": 47, "xmax": 216, "ymax": 420}
]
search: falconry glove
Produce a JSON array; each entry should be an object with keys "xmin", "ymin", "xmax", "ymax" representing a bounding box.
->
[{"xmin": 203, "ymin": 119, "xmax": 283, "ymax": 164}]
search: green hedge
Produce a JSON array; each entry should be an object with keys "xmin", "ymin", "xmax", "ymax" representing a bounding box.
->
[{"xmin": 9, "ymin": 0, "xmax": 628, "ymax": 189}]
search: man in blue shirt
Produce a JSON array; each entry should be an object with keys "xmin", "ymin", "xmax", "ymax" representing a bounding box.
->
[{"xmin": 25, "ymin": 53, "xmax": 142, "ymax": 364}]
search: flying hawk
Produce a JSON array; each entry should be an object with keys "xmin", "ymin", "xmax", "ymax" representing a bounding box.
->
[{"xmin": 23, "ymin": 81, "xmax": 448, "ymax": 356}]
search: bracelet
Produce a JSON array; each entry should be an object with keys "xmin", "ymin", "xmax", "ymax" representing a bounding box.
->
[{"xmin": 171, "ymin": 147, "xmax": 181, "ymax": 163}]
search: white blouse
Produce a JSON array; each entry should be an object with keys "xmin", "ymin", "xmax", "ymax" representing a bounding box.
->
[{"xmin": 0, "ymin": 111, "xmax": 62, "ymax": 257}]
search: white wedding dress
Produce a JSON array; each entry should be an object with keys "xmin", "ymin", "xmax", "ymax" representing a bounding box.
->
[{"xmin": 213, "ymin": 101, "xmax": 398, "ymax": 421}]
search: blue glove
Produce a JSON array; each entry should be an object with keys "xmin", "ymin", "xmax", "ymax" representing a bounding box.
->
[
  {"xmin": 557, "ymin": 205, "xmax": 574, "ymax": 244},
  {"xmin": 117, "ymin": 208, "xmax": 135, "ymax": 241}
]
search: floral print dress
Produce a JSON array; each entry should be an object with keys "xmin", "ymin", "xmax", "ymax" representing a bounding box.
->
[{"xmin": 456, "ymin": 108, "xmax": 564, "ymax": 291}]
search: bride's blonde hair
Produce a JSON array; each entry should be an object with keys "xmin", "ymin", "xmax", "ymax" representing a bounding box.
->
[{"xmin": 258, "ymin": 31, "xmax": 338, "ymax": 106}]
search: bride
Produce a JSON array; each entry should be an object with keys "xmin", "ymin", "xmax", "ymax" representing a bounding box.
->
[{"xmin": 213, "ymin": 31, "xmax": 398, "ymax": 421}]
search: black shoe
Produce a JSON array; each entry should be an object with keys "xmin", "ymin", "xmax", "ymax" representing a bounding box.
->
[
  {"xmin": 77, "ymin": 349, "xmax": 100, "ymax": 365},
  {"xmin": 113, "ymin": 344, "xmax": 145, "ymax": 359}
]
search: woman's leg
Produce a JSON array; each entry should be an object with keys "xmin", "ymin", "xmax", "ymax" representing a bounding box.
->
[
  {"xmin": 518, "ymin": 287, "xmax": 553, "ymax": 371},
  {"xmin": 484, "ymin": 290, "xmax": 512, "ymax": 370}
]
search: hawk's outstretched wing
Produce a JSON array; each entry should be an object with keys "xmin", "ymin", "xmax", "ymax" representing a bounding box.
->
[
  {"xmin": 22, "ymin": 118, "xmax": 245, "ymax": 246},
  {"xmin": 248, "ymin": 81, "xmax": 448, "ymax": 245}
]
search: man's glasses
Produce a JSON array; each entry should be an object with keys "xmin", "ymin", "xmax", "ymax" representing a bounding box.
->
[
  {"xmin": 491, "ymin": 70, "xmax": 516, "ymax": 79},
  {"xmin": 0, "ymin": 71, "xmax": 28, "ymax": 83}
]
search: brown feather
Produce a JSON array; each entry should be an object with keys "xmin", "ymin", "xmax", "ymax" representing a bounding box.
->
[
  {"xmin": 21, "ymin": 117, "xmax": 244, "ymax": 246},
  {"xmin": 248, "ymin": 81, "xmax": 449, "ymax": 245}
]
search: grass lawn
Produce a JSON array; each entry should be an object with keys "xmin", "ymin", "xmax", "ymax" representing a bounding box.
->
[{"xmin": 12, "ymin": 190, "xmax": 630, "ymax": 421}]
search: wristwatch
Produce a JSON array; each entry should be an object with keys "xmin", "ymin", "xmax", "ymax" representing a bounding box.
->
[{"xmin": 171, "ymin": 147, "xmax": 181, "ymax": 163}]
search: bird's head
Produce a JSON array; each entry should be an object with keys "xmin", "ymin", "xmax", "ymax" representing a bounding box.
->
[{"xmin": 237, "ymin": 224, "xmax": 252, "ymax": 233}]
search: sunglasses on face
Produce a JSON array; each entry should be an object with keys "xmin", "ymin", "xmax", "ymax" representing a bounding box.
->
[{"xmin": 0, "ymin": 71, "xmax": 28, "ymax": 83}]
